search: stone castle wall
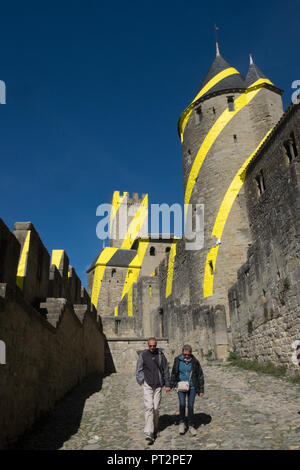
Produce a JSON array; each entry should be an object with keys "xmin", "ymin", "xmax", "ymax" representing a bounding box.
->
[
  {"xmin": 0, "ymin": 219, "xmax": 105, "ymax": 448},
  {"xmin": 101, "ymin": 240, "xmax": 229, "ymax": 370},
  {"xmin": 228, "ymin": 104, "xmax": 300, "ymax": 369}
]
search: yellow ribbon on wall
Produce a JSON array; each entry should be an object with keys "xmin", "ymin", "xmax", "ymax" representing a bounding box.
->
[{"xmin": 16, "ymin": 231, "xmax": 31, "ymax": 290}]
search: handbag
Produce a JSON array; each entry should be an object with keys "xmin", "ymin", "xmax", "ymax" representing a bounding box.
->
[{"xmin": 176, "ymin": 370, "xmax": 192, "ymax": 392}]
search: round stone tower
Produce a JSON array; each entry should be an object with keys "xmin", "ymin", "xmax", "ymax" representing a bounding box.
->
[{"xmin": 179, "ymin": 48, "xmax": 283, "ymax": 323}]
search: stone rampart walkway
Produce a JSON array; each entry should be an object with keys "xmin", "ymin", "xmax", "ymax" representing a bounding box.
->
[{"xmin": 13, "ymin": 364, "xmax": 300, "ymax": 450}]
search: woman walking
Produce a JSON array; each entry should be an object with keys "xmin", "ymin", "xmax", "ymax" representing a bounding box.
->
[{"xmin": 171, "ymin": 344, "xmax": 204, "ymax": 435}]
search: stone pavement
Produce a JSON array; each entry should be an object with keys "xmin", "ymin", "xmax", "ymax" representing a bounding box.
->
[{"xmin": 13, "ymin": 363, "xmax": 300, "ymax": 450}]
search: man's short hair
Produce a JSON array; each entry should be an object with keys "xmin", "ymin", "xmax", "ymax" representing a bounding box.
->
[
  {"xmin": 148, "ymin": 337, "xmax": 157, "ymax": 344},
  {"xmin": 182, "ymin": 344, "xmax": 192, "ymax": 353}
]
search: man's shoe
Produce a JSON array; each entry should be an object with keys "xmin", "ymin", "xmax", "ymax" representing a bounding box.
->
[
  {"xmin": 179, "ymin": 422, "xmax": 186, "ymax": 435},
  {"xmin": 188, "ymin": 426, "xmax": 197, "ymax": 436},
  {"xmin": 145, "ymin": 433, "xmax": 154, "ymax": 444}
]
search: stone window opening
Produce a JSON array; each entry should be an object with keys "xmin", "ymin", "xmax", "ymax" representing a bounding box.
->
[
  {"xmin": 212, "ymin": 107, "xmax": 216, "ymax": 115},
  {"xmin": 159, "ymin": 308, "xmax": 164, "ymax": 337},
  {"xmin": 233, "ymin": 134, "xmax": 237, "ymax": 143},
  {"xmin": 115, "ymin": 319, "xmax": 121, "ymax": 336},
  {"xmin": 150, "ymin": 246, "xmax": 156, "ymax": 256},
  {"xmin": 192, "ymin": 208, "xmax": 197, "ymax": 233},
  {"xmin": 209, "ymin": 260, "xmax": 214, "ymax": 274},
  {"xmin": 255, "ymin": 170, "xmax": 266, "ymax": 196},
  {"xmin": 227, "ymin": 96, "xmax": 234, "ymax": 112},
  {"xmin": 233, "ymin": 296, "xmax": 239, "ymax": 320},
  {"xmin": 111, "ymin": 268, "xmax": 116, "ymax": 278},
  {"xmin": 165, "ymin": 247, "xmax": 171, "ymax": 253},
  {"xmin": 284, "ymin": 132, "xmax": 298, "ymax": 162},
  {"xmin": 195, "ymin": 106, "xmax": 202, "ymax": 124}
]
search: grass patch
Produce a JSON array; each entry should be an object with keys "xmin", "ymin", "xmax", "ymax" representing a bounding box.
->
[
  {"xmin": 227, "ymin": 358, "xmax": 287, "ymax": 378},
  {"xmin": 287, "ymin": 373, "xmax": 300, "ymax": 385}
]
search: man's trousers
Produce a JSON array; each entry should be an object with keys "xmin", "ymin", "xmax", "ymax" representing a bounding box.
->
[{"xmin": 143, "ymin": 382, "xmax": 162, "ymax": 436}]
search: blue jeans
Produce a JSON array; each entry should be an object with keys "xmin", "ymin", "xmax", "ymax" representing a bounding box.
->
[{"xmin": 178, "ymin": 388, "xmax": 196, "ymax": 426}]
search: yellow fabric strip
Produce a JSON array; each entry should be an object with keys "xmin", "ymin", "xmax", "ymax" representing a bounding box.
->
[
  {"xmin": 184, "ymin": 78, "xmax": 273, "ymax": 218},
  {"xmin": 122, "ymin": 239, "xmax": 149, "ymax": 316},
  {"xmin": 91, "ymin": 247, "xmax": 118, "ymax": 308},
  {"xmin": 203, "ymin": 128, "xmax": 273, "ymax": 298},
  {"xmin": 16, "ymin": 231, "xmax": 31, "ymax": 290},
  {"xmin": 121, "ymin": 194, "xmax": 148, "ymax": 250},
  {"xmin": 165, "ymin": 241, "xmax": 178, "ymax": 298},
  {"xmin": 110, "ymin": 191, "xmax": 128, "ymax": 237},
  {"xmin": 179, "ymin": 67, "xmax": 240, "ymax": 141},
  {"xmin": 51, "ymin": 249, "xmax": 64, "ymax": 270},
  {"xmin": 128, "ymin": 285, "xmax": 134, "ymax": 316}
]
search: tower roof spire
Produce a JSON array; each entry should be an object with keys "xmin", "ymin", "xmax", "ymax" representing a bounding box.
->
[
  {"xmin": 245, "ymin": 55, "xmax": 271, "ymax": 86},
  {"xmin": 214, "ymin": 25, "xmax": 220, "ymax": 56}
]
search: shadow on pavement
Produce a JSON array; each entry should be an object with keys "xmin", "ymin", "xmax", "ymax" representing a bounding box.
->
[
  {"xmin": 8, "ymin": 372, "xmax": 104, "ymax": 450},
  {"xmin": 158, "ymin": 412, "xmax": 211, "ymax": 431}
]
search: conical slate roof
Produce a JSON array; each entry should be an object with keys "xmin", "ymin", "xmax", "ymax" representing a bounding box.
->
[
  {"xmin": 194, "ymin": 53, "xmax": 245, "ymax": 100},
  {"xmin": 245, "ymin": 56, "xmax": 270, "ymax": 87}
]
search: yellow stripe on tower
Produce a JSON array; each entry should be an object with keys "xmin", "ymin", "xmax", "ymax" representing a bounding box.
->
[
  {"xmin": 203, "ymin": 128, "xmax": 273, "ymax": 298},
  {"xmin": 121, "ymin": 194, "xmax": 148, "ymax": 250},
  {"xmin": 184, "ymin": 78, "xmax": 273, "ymax": 218},
  {"xmin": 91, "ymin": 194, "xmax": 149, "ymax": 313},
  {"xmin": 179, "ymin": 67, "xmax": 240, "ymax": 141},
  {"xmin": 165, "ymin": 241, "xmax": 178, "ymax": 298},
  {"xmin": 16, "ymin": 231, "xmax": 31, "ymax": 290},
  {"xmin": 110, "ymin": 191, "xmax": 128, "ymax": 237},
  {"xmin": 91, "ymin": 247, "xmax": 118, "ymax": 308},
  {"xmin": 122, "ymin": 239, "xmax": 149, "ymax": 316}
]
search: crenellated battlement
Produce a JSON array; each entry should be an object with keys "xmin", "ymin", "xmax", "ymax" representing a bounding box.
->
[{"xmin": 0, "ymin": 219, "xmax": 95, "ymax": 316}]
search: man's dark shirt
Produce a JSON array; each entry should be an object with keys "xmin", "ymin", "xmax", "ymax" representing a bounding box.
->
[{"xmin": 143, "ymin": 349, "xmax": 161, "ymax": 387}]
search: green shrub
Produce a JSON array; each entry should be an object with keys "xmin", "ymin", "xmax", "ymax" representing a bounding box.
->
[
  {"xmin": 228, "ymin": 358, "xmax": 287, "ymax": 378},
  {"xmin": 228, "ymin": 351, "xmax": 241, "ymax": 361}
]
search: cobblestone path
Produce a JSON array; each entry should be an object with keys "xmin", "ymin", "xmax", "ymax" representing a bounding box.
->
[{"xmin": 14, "ymin": 363, "xmax": 300, "ymax": 450}]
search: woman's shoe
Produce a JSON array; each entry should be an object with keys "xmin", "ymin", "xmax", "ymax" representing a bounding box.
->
[{"xmin": 188, "ymin": 426, "xmax": 197, "ymax": 436}]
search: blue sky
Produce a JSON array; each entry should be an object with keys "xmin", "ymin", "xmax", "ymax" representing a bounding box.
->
[{"xmin": 0, "ymin": 0, "xmax": 299, "ymax": 285}]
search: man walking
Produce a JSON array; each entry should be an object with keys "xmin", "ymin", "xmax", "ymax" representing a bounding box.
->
[{"xmin": 136, "ymin": 337, "xmax": 171, "ymax": 444}]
